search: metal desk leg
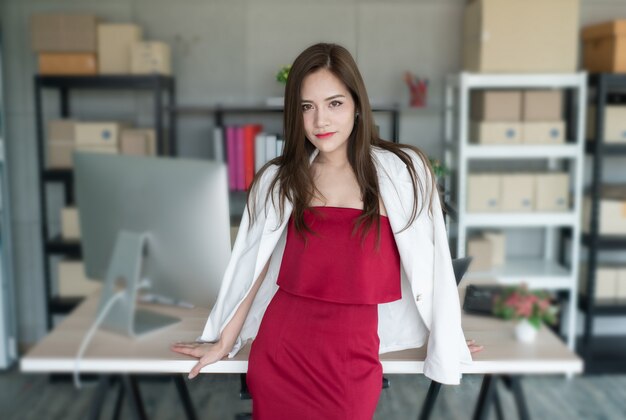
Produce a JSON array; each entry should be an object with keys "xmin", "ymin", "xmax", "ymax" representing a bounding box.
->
[
  {"xmin": 418, "ymin": 380, "xmax": 442, "ymax": 420},
  {"xmin": 174, "ymin": 375, "xmax": 198, "ymax": 420},
  {"xmin": 89, "ymin": 375, "xmax": 111, "ymax": 420},
  {"xmin": 508, "ymin": 376, "xmax": 531, "ymax": 420},
  {"xmin": 472, "ymin": 375, "xmax": 498, "ymax": 420},
  {"xmin": 112, "ymin": 377, "xmax": 125, "ymax": 420},
  {"xmin": 493, "ymin": 388, "xmax": 505, "ymax": 420},
  {"xmin": 122, "ymin": 375, "xmax": 148, "ymax": 420}
]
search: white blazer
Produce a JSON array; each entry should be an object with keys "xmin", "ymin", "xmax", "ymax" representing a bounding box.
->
[{"xmin": 200, "ymin": 146, "xmax": 472, "ymax": 385}]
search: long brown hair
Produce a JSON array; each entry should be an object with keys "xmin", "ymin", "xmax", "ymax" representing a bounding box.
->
[{"xmin": 247, "ymin": 43, "xmax": 436, "ymax": 240}]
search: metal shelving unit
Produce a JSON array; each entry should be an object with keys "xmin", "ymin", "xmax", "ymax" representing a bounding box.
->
[
  {"xmin": 34, "ymin": 75, "xmax": 176, "ymax": 330},
  {"xmin": 0, "ymin": 30, "xmax": 17, "ymax": 369},
  {"xmin": 579, "ymin": 73, "xmax": 626, "ymax": 373},
  {"xmin": 444, "ymin": 72, "xmax": 588, "ymax": 350}
]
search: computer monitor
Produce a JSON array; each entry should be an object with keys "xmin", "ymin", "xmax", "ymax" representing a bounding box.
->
[{"xmin": 74, "ymin": 153, "xmax": 231, "ymax": 337}]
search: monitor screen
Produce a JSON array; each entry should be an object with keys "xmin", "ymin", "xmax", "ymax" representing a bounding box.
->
[{"xmin": 74, "ymin": 153, "xmax": 231, "ymax": 311}]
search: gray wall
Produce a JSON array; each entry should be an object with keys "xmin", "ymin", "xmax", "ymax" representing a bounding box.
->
[{"xmin": 1, "ymin": 0, "xmax": 626, "ymax": 346}]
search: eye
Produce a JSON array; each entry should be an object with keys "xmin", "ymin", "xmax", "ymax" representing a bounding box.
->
[
  {"xmin": 330, "ymin": 100, "xmax": 343, "ymax": 108},
  {"xmin": 302, "ymin": 103, "xmax": 313, "ymax": 112}
]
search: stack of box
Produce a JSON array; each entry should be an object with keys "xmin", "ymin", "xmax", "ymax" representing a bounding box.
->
[
  {"xmin": 46, "ymin": 120, "xmax": 156, "ymax": 168},
  {"xmin": 471, "ymin": 90, "xmax": 564, "ymax": 144},
  {"xmin": 522, "ymin": 91, "xmax": 565, "ymax": 144},
  {"xmin": 587, "ymin": 106, "xmax": 626, "ymax": 143},
  {"xmin": 31, "ymin": 14, "xmax": 98, "ymax": 75},
  {"xmin": 580, "ymin": 264, "xmax": 626, "ymax": 302},
  {"xmin": 583, "ymin": 185, "xmax": 626, "ymax": 235},
  {"xmin": 471, "ymin": 91, "xmax": 523, "ymax": 145},
  {"xmin": 463, "ymin": 0, "xmax": 579, "ymax": 73},
  {"xmin": 582, "ymin": 20, "xmax": 626, "ymax": 74},
  {"xmin": 61, "ymin": 207, "xmax": 80, "ymax": 240},
  {"xmin": 31, "ymin": 14, "xmax": 171, "ymax": 75},
  {"xmin": 47, "ymin": 120, "xmax": 76, "ymax": 169},
  {"xmin": 468, "ymin": 172, "xmax": 569, "ymax": 213},
  {"xmin": 467, "ymin": 230, "xmax": 506, "ymax": 272},
  {"xmin": 75, "ymin": 122, "xmax": 123, "ymax": 154}
]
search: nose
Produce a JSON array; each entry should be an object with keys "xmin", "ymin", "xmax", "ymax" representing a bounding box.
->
[{"xmin": 314, "ymin": 107, "xmax": 329, "ymax": 128}]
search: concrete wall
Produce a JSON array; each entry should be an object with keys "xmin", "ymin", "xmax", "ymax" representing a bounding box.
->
[{"xmin": 1, "ymin": 0, "xmax": 626, "ymax": 345}]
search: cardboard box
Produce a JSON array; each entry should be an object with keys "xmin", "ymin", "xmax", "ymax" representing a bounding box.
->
[
  {"xmin": 583, "ymin": 185, "xmax": 626, "ymax": 234},
  {"xmin": 131, "ymin": 42, "xmax": 171, "ymax": 75},
  {"xmin": 470, "ymin": 121, "xmax": 522, "ymax": 144},
  {"xmin": 483, "ymin": 231, "xmax": 505, "ymax": 266},
  {"xmin": 535, "ymin": 173, "xmax": 569, "ymax": 212},
  {"xmin": 61, "ymin": 207, "xmax": 80, "ymax": 240},
  {"xmin": 463, "ymin": 0, "xmax": 579, "ymax": 73},
  {"xmin": 471, "ymin": 91, "xmax": 522, "ymax": 121},
  {"xmin": 582, "ymin": 20, "xmax": 626, "ymax": 73},
  {"xmin": 98, "ymin": 24, "xmax": 143, "ymax": 74},
  {"xmin": 31, "ymin": 14, "xmax": 98, "ymax": 52},
  {"xmin": 467, "ymin": 174, "xmax": 500, "ymax": 212},
  {"xmin": 120, "ymin": 128, "xmax": 156, "ymax": 156},
  {"xmin": 467, "ymin": 236, "xmax": 494, "ymax": 271},
  {"xmin": 500, "ymin": 174, "xmax": 534, "ymax": 212},
  {"xmin": 587, "ymin": 106, "xmax": 626, "ymax": 143},
  {"xmin": 38, "ymin": 53, "xmax": 97, "ymax": 75},
  {"xmin": 75, "ymin": 122, "xmax": 122, "ymax": 147},
  {"xmin": 522, "ymin": 121, "xmax": 565, "ymax": 144},
  {"xmin": 596, "ymin": 267, "xmax": 618, "ymax": 299},
  {"xmin": 48, "ymin": 120, "xmax": 76, "ymax": 143},
  {"xmin": 58, "ymin": 260, "xmax": 101, "ymax": 297},
  {"xmin": 617, "ymin": 269, "xmax": 626, "ymax": 299},
  {"xmin": 47, "ymin": 142, "xmax": 74, "ymax": 169},
  {"xmin": 522, "ymin": 90, "xmax": 563, "ymax": 121}
]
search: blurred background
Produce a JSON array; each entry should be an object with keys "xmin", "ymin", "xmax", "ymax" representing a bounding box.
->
[{"xmin": 1, "ymin": 0, "xmax": 626, "ymax": 419}]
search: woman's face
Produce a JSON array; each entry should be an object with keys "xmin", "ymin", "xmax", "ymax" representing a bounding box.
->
[{"xmin": 300, "ymin": 68, "xmax": 356, "ymax": 159}]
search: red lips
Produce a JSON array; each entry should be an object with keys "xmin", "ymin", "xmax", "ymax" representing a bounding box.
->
[{"xmin": 315, "ymin": 132, "xmax": 335, "ymax": 139}]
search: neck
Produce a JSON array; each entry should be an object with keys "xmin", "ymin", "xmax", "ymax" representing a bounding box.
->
[{"xmin": 314, "ymin": 150, "xmax": 349, "ymax": 169}]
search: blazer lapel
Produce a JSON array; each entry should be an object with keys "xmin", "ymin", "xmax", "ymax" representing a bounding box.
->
[{"xmin": 253, "ymin": 148, "xmax": 320, "ymax": 281}]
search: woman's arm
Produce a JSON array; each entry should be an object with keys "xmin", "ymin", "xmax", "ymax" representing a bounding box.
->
[{"xmin": 171, "ymin": 257, "xmax": 271, "ymax": 379}]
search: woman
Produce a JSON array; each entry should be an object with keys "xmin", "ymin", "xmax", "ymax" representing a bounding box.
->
[{"xmin": 172, "ymin": 43, "xmax": 481, "ymax": 419}]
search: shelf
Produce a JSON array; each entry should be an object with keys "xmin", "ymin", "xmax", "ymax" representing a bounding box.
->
[
  {"xmin": 582, "ymin": 233, "xmax": 626, "ymax": 250},
  {"xmin": 464, "ymin": 212, "xmax": 576, "ymax": 227},
  {"xmin": 578, "ymin": 295, "xmax": 626, "ymax": 316},
  {"xmin": 585, "ymin": 141, "xmax": 626, "ymax": 155},
  {"xmin": 447, "ymin": 72, "xmax": 586, "ymax": 89},
  {"xmin": 46, "ymin": 236, "xmax": 81, "ymax": 257},
  {"xmin": 36, "ymin": 74, "xmax": 174, "ymax": 90},
  {"xmin": 49, "ymin": 296, "xmax": 83, "ymax": 314},
  {"xmin": 464, "ymin": 258, "xmax": 572, "ymax": 289},
  {"xmin": 42, "ymin": 169, "xmax": 73, "ymax": 182},
  {"xmin": 462, "ymin": 144, "xmax": 579, "ymax": 159}
]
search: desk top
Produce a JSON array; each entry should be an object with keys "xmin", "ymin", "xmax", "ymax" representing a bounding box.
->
[{"xmin": 21, "ymin": 292, "xmax": 583, "ymax": 376}]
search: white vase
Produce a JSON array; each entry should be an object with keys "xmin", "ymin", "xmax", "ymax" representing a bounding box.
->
[{"xmin": 515, "ymin": 319, "xmax": 538, "ymax": 343}]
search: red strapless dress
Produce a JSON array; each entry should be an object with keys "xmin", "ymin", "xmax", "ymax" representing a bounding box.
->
[{"xmin": 246, "ymin": 206, "xmax": 402, "ymax": 419}]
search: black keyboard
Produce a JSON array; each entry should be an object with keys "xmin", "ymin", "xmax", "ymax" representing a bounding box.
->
[{"xmin": 463, "ymin": 285, "xmax": 507, "ymax": 316}]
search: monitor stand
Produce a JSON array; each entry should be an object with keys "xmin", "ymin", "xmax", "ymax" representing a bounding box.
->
[{"xmin": 97, "ymin": 231, "xmax": 180, "ymax": 337}]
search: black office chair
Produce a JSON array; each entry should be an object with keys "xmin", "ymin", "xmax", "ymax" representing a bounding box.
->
[{"xmin": 418, "ymin": 256, "xmax": 472, "ymax": 420}]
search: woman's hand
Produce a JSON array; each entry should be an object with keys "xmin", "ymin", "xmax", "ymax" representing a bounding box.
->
[
  {"xmin": 171, "ymin": 341, "xmax": 227, "ymax": 379},
  {"xmin": 466, "ymin": 339, "xmax": 484, "ymax": 354}
]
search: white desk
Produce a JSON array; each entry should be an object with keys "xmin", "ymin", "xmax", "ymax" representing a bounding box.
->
[{"xmin": 20, "ymin": 293, "xmax": 583, "ymax": 420}]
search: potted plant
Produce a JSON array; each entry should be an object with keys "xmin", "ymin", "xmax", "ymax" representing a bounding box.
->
[
  {"xmin": 492, "ymin": 284, "xmax": 558, "ymax": 343},
  {"xmin": 267, "ymin": 65, "xmax": 291, "ymax": 106}
]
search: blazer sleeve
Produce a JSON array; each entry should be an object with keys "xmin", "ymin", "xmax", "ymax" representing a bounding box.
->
[
  {"xmin": 198, "ymin": 165, "xmax": 276, "ymax": 357},
  {"xmin": 406, "ymin": 150, "xmax": 472, "ymax": 385}
]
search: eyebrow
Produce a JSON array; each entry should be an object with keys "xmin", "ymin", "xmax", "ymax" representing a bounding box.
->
[{"xmin": 301, "ymin": 94, "xmax": 346, "ymax": 103}]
